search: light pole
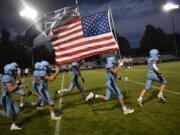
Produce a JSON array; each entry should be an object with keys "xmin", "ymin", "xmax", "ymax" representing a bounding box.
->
[
  {"xmin": 162, "ymin": 1, "xmax": 179, "ymax": 56},
  {"xmin": 19, "ymin": 5, "xmax": 38, "ymax": 68}
]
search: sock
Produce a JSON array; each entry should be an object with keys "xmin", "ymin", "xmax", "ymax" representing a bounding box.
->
[
  {"xmin": 159, "ymin": 91, "xmax": 163, "ymax": 95},
  {"xmin": 20, "ymin": 103, "xmax": 24, "ymax": 107},
  {"xmin": 58, "ymin": 89, "xmax": 69, "ymax": 93},
  {"xmin": 50, "ymin": 110, "xmax": 55, "ymax": 117},
  {"xmin": 81, "ymin": 92, "xmax": 86, "ymax": 99},
  {"xmin": 138, "ymin": 96, "xmax": 142, "ymax": 101},
  {"xmin": 122, "ymin": 105, "xmax": 127, "ymax": 111},
  {"xmin": 11, "ymin": 123, "xmax": 16, "ymax": 128},
  {"xmin": 95, "ymin": 95, "xmax": 99, "ymax": 98}
]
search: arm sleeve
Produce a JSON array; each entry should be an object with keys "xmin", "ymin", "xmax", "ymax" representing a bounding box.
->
[{"xmin": 153, "ymin": 63, "xmax": 159, "ymax": 72}]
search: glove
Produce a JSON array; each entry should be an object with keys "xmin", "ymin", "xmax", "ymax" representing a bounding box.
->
[
  {"xmin": 119, "ymin": 61, "xmax": 124, "ymax": 67},
  {"xmin": 117, "ymin": 59, "xmax": 123, "ymax": 66},
  {"xmin": 16, "ymin": 80, "xmax": 22, "ymax": 86},
  {"xmin": 81, "ymin": 77, "xmax": 85, "ymax": 83},
  {"xmin": 158, "ymin": 73, "xmax": 163, "ymax": 81},
  {"xmin": 121, "ymin": 77, "xmax": 128, "ymax": 81}
]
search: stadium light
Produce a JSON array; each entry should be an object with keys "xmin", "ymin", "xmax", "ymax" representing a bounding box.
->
[
  {"xmin": 20, "ymin": 6, "xmax": 38, "ymax": 20},
  {"xmin": 19, "ymin": 4, "xmax": 38, "ymax": 68},
  {"xmin": 162, "ymin": 1, "xmax": 179, "ymax": 56},
  {"xmin": 162, "ymin": 2, "xmax": 179, "ymax": 12}
]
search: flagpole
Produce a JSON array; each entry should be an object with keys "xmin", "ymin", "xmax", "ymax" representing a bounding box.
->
[
  {"xmin": 108, "ymin": 6, "xmax": 129, "ymax": 96},
  {"xmin": 75, "ymin": 0, "xmax": 80, "ymax": 13}
]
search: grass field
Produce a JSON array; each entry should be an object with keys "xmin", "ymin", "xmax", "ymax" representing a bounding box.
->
[{"xmin": 0, "ymin": 61, "xmax": 180, "ymax": 135}]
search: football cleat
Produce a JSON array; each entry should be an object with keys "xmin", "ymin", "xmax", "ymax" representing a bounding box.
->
[
  {"xmin": 10, "ymin": 125, "xmax": 22, "ymax": 130},
  {"xmin": 36, "ymin": 106, "xmax": 43, "ymax": 110},
  {"xmin": 157, "ymin": 94, "xmax": 166, "ymax": 101},
  {"xmin": 27, "ymin": 91, "xmax": 33, "ymax": 97},
  {"xmin": 137, "ymin": 98, "xmax": 143, "ymax": 107},
  {"xmin": 123, "ymin": 108, "xmax": 134, "ymax": 115},
  {"xmin": 85, "ymin": 92, "xmax": 94, "ymax": 102},
  {"xmin": 54, "ymin": 90, "xmax": 59, "ymax": 98},
  {"xmin": 51, "ymin": 116, "xmax": 61, "ymax": 120}
]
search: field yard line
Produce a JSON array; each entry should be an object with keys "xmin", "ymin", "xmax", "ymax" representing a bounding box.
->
[
  {"xmin": 128, "ymin": 79, "xmax": 180, "ymax": 95},
  {"xmin": 90, "ymin": 70, "xmax": 180, "ymax": 95},
  {"xmin": 55, "ymin": 72, "xmax": 65, "ymax": 135}
]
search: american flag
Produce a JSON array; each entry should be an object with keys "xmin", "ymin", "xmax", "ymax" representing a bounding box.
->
[{"xmin": 50, "ymin": 10, "xmax": 119, "ymax": 64}]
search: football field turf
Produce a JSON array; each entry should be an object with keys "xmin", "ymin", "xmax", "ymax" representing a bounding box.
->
[{"xmin": 0, "ymin": 61, "xmax": 180, "ymax": 135}]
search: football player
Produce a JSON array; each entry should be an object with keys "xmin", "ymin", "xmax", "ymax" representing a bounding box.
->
[
  {"xmin": 54, "ymin": 60, "xmax": 86, "ymax": 100},
  {"xmin": 86, "ymin": 54, "xmax": 134, "ymax": 115},
  {"xmin": 137, "ymin": 49, "xmax": 167, "ymax": 107},
  {"xmin": 38, "ymin": 61, "xmax": 60, "ymax": 120},
  {"xmin": 10, "ymin": 62, "xmax": 26, "ymax": 109},
  {"xmin": 1, "ymin": 64, "xmax": 25, "ymax": 130},
  {"xmin": 27, "ymin": 62, "xmax": 43, "ymax": 109}
]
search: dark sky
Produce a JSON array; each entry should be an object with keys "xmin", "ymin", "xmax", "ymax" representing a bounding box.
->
[{"xmin": 0, "ymin": 0, "xmax": 180, "ymax": 48}]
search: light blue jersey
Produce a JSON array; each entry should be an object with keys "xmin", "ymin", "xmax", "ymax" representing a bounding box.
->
[
  {"xmin": 148, "ymin": 57, "xmax": 159, "ymax": 73},
  {"xmin": 38, "ymin": 70, "xmax": 54, "ymax": 106},
  {"xmin": 1, "ymin": 74, "xmax": 14, "ymax": 97},
  {"xmin": 105, "ymin": 63, "xmax": 116, "ymax": 82},
  {"xmin": 1, "ymin": 74, "xmax": 19, "ymax": 118},
  {"xmin": 105, "ymin": 63, "xmax": 123, "ymax": 100},
  {"xmin": 145, "ymin": 57, "xmax": 167, "ymax": 90},
  {"xmin": 33, "ymin": 70, "xmax": 40, "ymax": 93}
]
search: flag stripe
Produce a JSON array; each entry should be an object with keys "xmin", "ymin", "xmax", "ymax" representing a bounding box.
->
[
  {"xmin": 51, "ymin": 28, "xmax": 82, "ymax": 43},
  {"xmin": 50, "ymin": 11, "xmax": 119, "ymax": 64},
  {"xmin": 55, "ymin": 42, "xmax": 116, "ymax": 58},
  {"xmin": 52, "ymin": 34, "xmax": 84, "ymax": 47},
  {"xmin": 53, "ymin": 32, "xmax": 114, "ymax": 49},
  {"xmin": 55, "ymin": 48, "xmax": 119, "ymax": 64},
  {"xmin": 54, "ymin": 35, "xmax": 114, "ymax": 52},
  {"xmin": 56, "ymin": 47, "xmax": 119, "ymax": 64},
  {"xmin": 52, "ymin": 25, "xmax": 82, "ymax": 41},
  {"xmin": 53, "ymin": 22, "xmax": 81, "ymax": 35}
]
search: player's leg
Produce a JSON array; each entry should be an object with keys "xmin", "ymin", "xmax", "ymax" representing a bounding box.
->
[
  {"xmin": 10, "ymin": 99, "xmax": 22, "ymax": 130},
  {"xmin": 75, "ymin": 79, "xmax": 86, "ymax": 99},
  {"xmin": 137, "ymin": 78, "xmax": 152, "ymax": 107},
  {"xmin": 45, "ymin": 90, "xmax": 60, "ymax": 120},
  {"xmin": 85, "ymin": 88, "xmax": 110, "ymax": 102},
  {"xmin": 54, "ymin": 80, "xmax": 74, "ymax": 98},
  {"xmin": 14, "ymin": 89, "xmax": 26, "ymax": 108},
  {"xmin": 155, "ymin": 75, "xmax": 168, "ymax": 101},
  {"xmin": 112, "ymin": 83, "xmax": 134, "ymax": 115}
]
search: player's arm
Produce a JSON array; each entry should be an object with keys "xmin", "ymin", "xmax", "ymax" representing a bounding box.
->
[
  {"xmin": 35, "ymin": 76, "xmax": 40, "ymax": 85},
  {"xmin": 0, "ymin": 73, "xmax": 2, "ymax": 78},
  {"xmin": 76, "ymin": 60, "xmax": 84, "ymax": 68},
  {"xmin": 153, "ymin": 61, "xmax": 160, "ymax": 73},
  {"xmin": 5, "ymin": 79, "xmax": 25, "ymax": 92},
  {"xmin": 108, "ymin": 64, "xmax": 120, "ymax": 74},
  {"xmin": 43, "ymin": 67, "xmax": 60, "ymax": 81}
]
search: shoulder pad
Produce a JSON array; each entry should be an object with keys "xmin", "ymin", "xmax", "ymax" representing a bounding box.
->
[
  {"xmin": 39, "ymin": 70, "xmax": 47, "ymax": 77},
  {"xmin": 1, "ymin": 75, "xmax": 12, "ymax": 83}
]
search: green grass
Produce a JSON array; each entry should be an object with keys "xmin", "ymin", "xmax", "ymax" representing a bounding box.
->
[{"xmin": 0, "ymin": 61, "xmax": 180, "ymax": 135}]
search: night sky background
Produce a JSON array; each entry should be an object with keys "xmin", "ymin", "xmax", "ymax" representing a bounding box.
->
[{"xmin": 0, "ymin": 0, "xmax": 180, "ymax": 48}]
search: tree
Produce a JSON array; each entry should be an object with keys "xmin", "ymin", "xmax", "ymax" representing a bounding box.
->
[
  {"xmin": 116, "ymin": 34, "xmax": 131, "ymax": 56},
  {"xmin": 140, "ymin": 24, "xmax": 174, "ymax": 55}
]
